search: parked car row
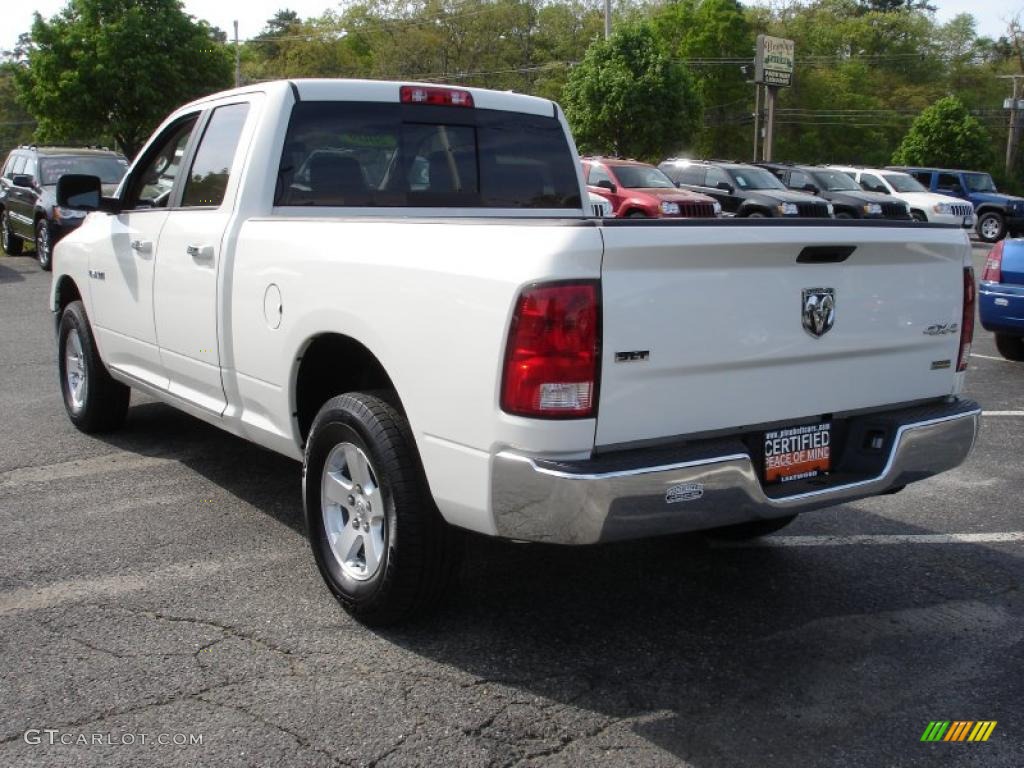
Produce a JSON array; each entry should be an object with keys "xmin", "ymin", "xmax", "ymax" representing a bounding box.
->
[
  {"xmin": 585, "ymin": 155, "xmax": 1021, "ymax": 243},
  {"xmin": 0, "ymin": 145, "xmax": 128, "ymax": 270}
]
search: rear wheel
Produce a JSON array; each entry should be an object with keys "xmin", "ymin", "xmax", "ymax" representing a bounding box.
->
[
  {"xmin": 1, "ymin": 209, "xmax": 23, "ymax": 255},
  {"xmin": 58, "ymin": 301, "xmax": 130, "ymax": 432},
  {"xmin": 303, "ymin": 392, "xmax": 461, "ymax": 626},
  {"xmin": 36, "ymin": 219, "xmax": 53, "ymax": 271},
  {"xmin": 995, "ymin": 333, "xmax": 1024, "ymax": 361},
  {"xmin": 978, "ymin": 211, "xmax": 1006, "ymax": 243},
  {"xmin": 703, "ymin": 515, "xmax": 797, "ymax": 541}
]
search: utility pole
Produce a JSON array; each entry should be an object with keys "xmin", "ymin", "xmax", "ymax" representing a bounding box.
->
[
  {"xmin": 233, "ymin": 20, "xmax": 241, "ymax": 88},
  {"xmin": 752, "ymin": 83, "xmax": 761, "ymax": 162},
  {"xmin": 604, "ymin": 0, "xmax": 611, "ymax": 39},
  {"xmin": 1000, "ymin": 74, "xmax": 1024, "ymax": 175},
  {"xmin": 763, "ymin": 86, "xmax": 776, "ymax": 162}
]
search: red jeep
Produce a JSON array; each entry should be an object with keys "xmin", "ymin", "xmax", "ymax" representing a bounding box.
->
[{"xmin": 582, "ymin": 158, "xmax": 720, "ymax": 218}]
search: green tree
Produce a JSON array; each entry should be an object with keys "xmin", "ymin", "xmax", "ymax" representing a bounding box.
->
[
  {"xmin": 562, "ymin": 22, "xmax": 702, "ymax": 159},
  {"xmin": 652, "ymin": 0, "xmax": 753, "ymax": 158},
  {"xmin": 891, "ymin": 95, "xmax": 991, "ymax": 168},
  {"xmin": 15, "ymin": 0, "xmax": 233, "ymax": 158}
]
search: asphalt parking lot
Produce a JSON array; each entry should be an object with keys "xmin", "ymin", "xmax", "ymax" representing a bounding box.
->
[{"xmin": 0, "ymin": 240, "xmax": 1021, "ymax": 768}]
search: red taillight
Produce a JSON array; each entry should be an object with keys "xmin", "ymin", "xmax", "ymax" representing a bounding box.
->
[
  {"xmin": 958, "ymin": 267, "xmax": 975, "ymax": 372},
  {"xmin": 400, "ymin": 85, "xmax": 474, "ymax": 107},
  {"xmin": 501, "ymin": 281, "xmax": 600, "ymax": 419},
  {"xmin": 982, "ymin": 240, "xmax": 1004, "ymax": 282}
]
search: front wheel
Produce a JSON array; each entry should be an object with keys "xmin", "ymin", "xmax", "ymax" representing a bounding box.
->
[
  {"xmin": 702, "ymin": 515, "xmax": 797, "ymax": 541},
  {"xmin": 36, "ymin": 219, "xmax": 53, "ymax": 271},
  {"xmin": 58, "ymin": 301, "xmax": 130, "ymax": 432},
  {"xmin": 1, "ymin": 209, "xmax": 24, "ymax": 255},
  {"xmin": 745, "ymin": 211, "xmax": 767, "ymax": 218},
  {"xmin": 978, "ymin": 211, "xmax": 1006, "ymax": 243},
  {"xmin": 995, "ymin": 333, "xmax": 1024, "ymax": 361},
  {"xmin": 626, "ymin": 210, "xmax": 647, "ymax": 218},
  {"xmin": 911, "ymin": 211, "xmax": 928, "ymax": 223},
  {"xmin": 303, "ymin": 392, "xmax": 461, "ymax": 626}
]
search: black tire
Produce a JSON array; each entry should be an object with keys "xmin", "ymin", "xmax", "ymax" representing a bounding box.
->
[
  {"xmin": 835, "ymin": 212, "xmax": 853, "ymax": 220},
  {"xmin": 58, "ymin": 301, "xmax": 130, "ymax": 433},
  {"xmin": 303, "ymin": 392, "xmax": 461, "ymax": 626},
  {"xmin": 36, "ymin": 219, "xmax": 53, "ymax": 271},
  {"xmin": 626, "ymin": 210, "xmax": 646, "ymax": 218},
  {"xmin": 977, "ymin": 211, "xmax": 1006, "ymax": 243},
  {"xmin": 911, "ymin": 210, "xmax": 927, "ymax": 223},
  {"xmin": 703, "ymin": 515, "xmax": 797, "ymax": 541},
  {"xmin": 746, "ymin": 211, "xmax": 767, "ymax": 218},
  {"xmin": 1, "ymin": 209, "xmax": 24, "ymax": 255},
  {"xmin": 995, "ymin": 333, "xmax": 1024, "ymax": 361}
]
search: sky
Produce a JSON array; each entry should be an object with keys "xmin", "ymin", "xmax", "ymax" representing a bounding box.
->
[{"xmin": 2, "ymin": 0, "xmax": 1023, "ymax": 53}]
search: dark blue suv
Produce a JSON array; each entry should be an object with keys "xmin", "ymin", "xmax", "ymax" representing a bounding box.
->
[{"xmin": 888, "ymin": 166, "xmax": 1024, "ymax": 243}]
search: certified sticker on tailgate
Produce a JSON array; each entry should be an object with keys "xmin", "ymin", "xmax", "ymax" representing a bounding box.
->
[{"xmin": 764, "ymin": 422, "xmax": 831, "ymax": 484}]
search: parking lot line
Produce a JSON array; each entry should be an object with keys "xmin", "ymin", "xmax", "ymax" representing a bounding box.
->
[
  {"xmin": 714, "ymin": 532, "xmax": 1024, "ymax": 548},
  {"xmin": 982, "ymin": 411, "xmax": 1024, "ymax": 416},
  {"xmin": 972, "ymin": 353, "xmax": 1014, "ymax": 362}
]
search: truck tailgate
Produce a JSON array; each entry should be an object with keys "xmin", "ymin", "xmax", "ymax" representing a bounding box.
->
[{"xmin": 596, "ymin": 223, "xmax": 968, "ymax": 448}]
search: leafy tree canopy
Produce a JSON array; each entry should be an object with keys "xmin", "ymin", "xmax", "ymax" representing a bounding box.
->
[
  {"xmin": 563, "ymin": 21, "xmax": 702, "ymax": 160},
  {"xmin": 891, "ymin": 95, "xmax": 991, "ymax": 168},
  {"xmin": 15, "ymin": 0, "xmax": 233, "ymax": 158}
]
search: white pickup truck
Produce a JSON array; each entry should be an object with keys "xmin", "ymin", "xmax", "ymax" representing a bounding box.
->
[{"xmin": 51, "ymin": 79, "xmax": 980, "ymax": 625}]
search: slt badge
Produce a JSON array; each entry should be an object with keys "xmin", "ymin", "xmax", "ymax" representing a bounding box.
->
[{"xmin": 802, "ymin": 288, "xmax": 836, "ymax": 338}]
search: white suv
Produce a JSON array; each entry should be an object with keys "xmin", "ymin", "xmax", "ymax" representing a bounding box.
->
[{"xmin": 829, "ymin": 166, "xmax": 976, "ymax": 229}]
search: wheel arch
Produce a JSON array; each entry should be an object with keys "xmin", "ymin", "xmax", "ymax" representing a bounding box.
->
[
  {"xmin": 975, "ymin": 204, "xmax": 1005, "ymax": 218},
  {"xmin": 52, "ymin": 275, "xmax": 83, "ymax": 333},
  {"xmin": 291, "ymin": 332, "xmax": 405, "ymax": 447}
]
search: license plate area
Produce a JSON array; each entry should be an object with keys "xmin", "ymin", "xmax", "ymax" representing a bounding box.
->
[{"xmin": 763, "ymin": 422, "xmax": 832, "ymax": 484}]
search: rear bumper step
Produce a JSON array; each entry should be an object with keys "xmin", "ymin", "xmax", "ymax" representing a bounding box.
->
[{"xmin": 491, "ymin": 399, "xmax": 980, "ymax": 544}]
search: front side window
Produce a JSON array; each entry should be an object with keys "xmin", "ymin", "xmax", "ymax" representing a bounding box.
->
[
  {"xmin": 612, "ymin": 165, "xmax": 676, "ymax": 189},
  {"xmin": 666, "ymin": 165, "xmax": 704, "ymax": 186},
  {"xmin": 910, "ymin": 171, "xmax": 932, "ymax": 186},
  {"xmin": 9, "ymin": 155, "xmax": 26, "ymax": 176},
  {"xmin": 23, "ymin": 156, "xmax": 38, "ymax": 180},
  {"xmin": 730, "ymin": 167, "xmax": 786, "ymax": 191},
  {"xmin": 812, "ymin": 170, "xmax": 859, "ymax": 192},
  {"xmin": 882, "ymin": 173, "xmax": 924, "ymax": 193},
  {"xmin": 964, "ymin": 173, "xmax": 997, "ymax": 193},
  {"xmin": 276, "ymin": 101, "xmax": 581, "ymax": 209},
  {"xmin": 587, "ymin": 164, "xmax": 613, "ymax": 187},
  {"xmin": 705, "ymin": 167, "xmax": 729, "ymax": 188},
  {"xmin": 40, "ymin": 156, "xmax": 128, "ymax": 186},
  {"xmin": 789, "ymin": 170, "xmax": 812, "ymax": 189},
  {"xmin": 182, "ymin": 103, "xmax": 251, "ymax": 208},
  {"xmin": 124, "ymin": 117, "xmax": 198, "ymax": 210}
]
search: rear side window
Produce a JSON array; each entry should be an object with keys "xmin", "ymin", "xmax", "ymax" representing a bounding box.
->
[
  {"xmin": 182, "ymin": 103, "xmax": 251, "ymax": 208},
  {"xmin": 937, "ymin": 173, "xmax": 962, "ymax": 192},
  {"xmin": 276, "ymin": 101, "xmax": 581, "ymax": 209}
]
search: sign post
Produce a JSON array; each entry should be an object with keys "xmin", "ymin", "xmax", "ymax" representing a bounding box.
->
[{"xmin": 755, "ymin": 35, "xmax": 794, "ymax": 162}]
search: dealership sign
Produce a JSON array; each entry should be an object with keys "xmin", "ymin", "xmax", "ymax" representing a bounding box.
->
[{"xmin": 756, "ymin": 35, "xmax": 795, "ymax": 87}]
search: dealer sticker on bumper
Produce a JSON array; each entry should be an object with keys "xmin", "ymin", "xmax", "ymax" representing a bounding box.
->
[{"xmin": 764, "ymin": 422, "xmax": 831, "ymax": 483}]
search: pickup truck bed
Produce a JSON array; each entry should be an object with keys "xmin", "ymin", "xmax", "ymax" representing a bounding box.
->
[{"xmin": 49, "ymin": 79, "xmax": 980, "ymax": 624}]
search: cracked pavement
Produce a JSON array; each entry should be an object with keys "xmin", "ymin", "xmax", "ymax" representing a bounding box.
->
[{"xmin": 1, "ymin": 244, "xmax": 1022, "ymax": 767}]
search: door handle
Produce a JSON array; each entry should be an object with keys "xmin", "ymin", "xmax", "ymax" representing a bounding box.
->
[
  {"xmin": 130, "ymin": 239, "xmax": 152, "ymax": 254},
  {"xmin": 187, "ymin": 244, "xmax": 215, "ymax": 264}
]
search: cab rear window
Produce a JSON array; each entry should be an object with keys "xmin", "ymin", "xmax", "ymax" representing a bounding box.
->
[{"xmin": 275, "ymin": 101, "xmax": 581, "ymax": 209}]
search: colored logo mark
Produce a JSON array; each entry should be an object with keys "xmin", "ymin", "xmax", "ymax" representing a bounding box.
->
[{"xmin": 920, "ymin": 721, "xmax": 997, "ymax": 742}]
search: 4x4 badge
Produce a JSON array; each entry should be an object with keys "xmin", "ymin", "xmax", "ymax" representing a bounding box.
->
[{"xmin": 802, "ymin": 288, "xmax": 835, "ymax": 338}]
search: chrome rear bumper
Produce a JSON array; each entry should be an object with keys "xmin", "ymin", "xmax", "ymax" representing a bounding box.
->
[{"xmin": 491, "ymin": 400, "xmax": 980, "ymax": 544}]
